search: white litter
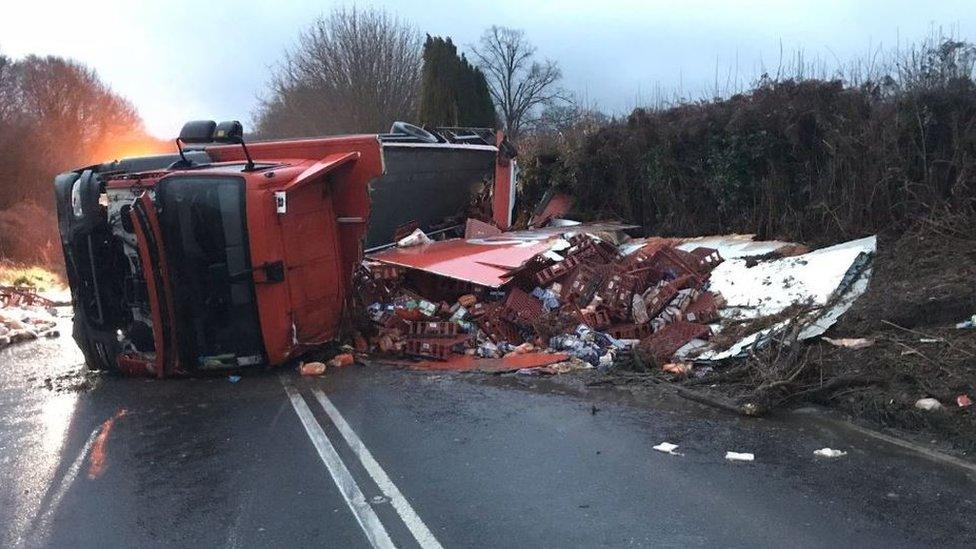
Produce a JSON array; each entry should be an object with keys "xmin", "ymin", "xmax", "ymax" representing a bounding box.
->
[
  {"xmin": 813, "ymin": 448, "xmax": 847, "ymax": 458},
  {"xmin": 914, "ymin": 397, "xmax": 944, "ymax": 411},
  {"xmin": 823, "ymin": 337, "xmax": 874, "ymax": 349},
  {"xmin": 725, "ymin": 451, "xmax": 755, "ymax": 462},
  {"xmin": 652, "ymin": 442, "xmax": 680, "ymax": 455},
  {"xmin": 396, "ymin": 228, "xmax": 432, "ymax": 247}
]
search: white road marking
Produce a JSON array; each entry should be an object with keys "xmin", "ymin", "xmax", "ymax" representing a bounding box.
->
[
  {"xmin": 313, "ymin": 389, "xmax": 444, "ymax": 549},
  {"xmin": 282, "ymin": 382, "xmax": 395, "ymax": 549},
  {"xmin": 27, "ymin": 427, "xmax": 100, "ymax": 544}
]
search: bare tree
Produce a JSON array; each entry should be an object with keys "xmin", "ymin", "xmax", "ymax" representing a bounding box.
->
[
  {"xmin": 0, "ymin": 53, "xmax": 16, "ymax": 122},
  {"xmin": 471, "ymin": 26, "xmax": 564, "ymax": 138},
  {"xmin": 254, "ymin": 7, "xmax": 423, "ymax": 138},
  {"xmin": 16, "ymin": 56, "xmax": 140, "ymax": 166},
  {"xmin": 0, "ymin": 54, "xmax": 148, "ymax": 264}
]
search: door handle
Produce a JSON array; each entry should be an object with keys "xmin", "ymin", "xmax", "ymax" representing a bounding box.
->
[{"xmin": 230, "ymin": 261, "xmax": 285, "ymax": 284}]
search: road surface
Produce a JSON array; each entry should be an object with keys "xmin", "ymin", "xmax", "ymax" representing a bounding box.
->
[{"xmin": 1, "ymin": 323, "xmax": 974, "ymax": 548}]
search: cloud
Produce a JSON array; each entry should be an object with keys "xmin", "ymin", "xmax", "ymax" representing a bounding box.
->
[{"xmin": 1, "ymin": 0, "xmax": 972, "ymax": 137}]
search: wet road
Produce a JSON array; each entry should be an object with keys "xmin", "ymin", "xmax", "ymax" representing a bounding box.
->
[{"xmin": 2, "ymin": 325, "xmax": 975, "ymax": 548}]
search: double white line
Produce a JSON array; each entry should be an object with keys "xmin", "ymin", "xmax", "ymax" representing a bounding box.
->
[{"xmin": 282, "ymin": 380, "xmax": 443, "ymax": 549}]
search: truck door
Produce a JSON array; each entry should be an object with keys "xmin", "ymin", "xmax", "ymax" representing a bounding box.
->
[
  {"xmin": 130, "ymin": 192, "xmax": 179, "ymax": 376},
  {"xmin": 278, "ymin": 179, "xmax": 345, "ymax": 345}
]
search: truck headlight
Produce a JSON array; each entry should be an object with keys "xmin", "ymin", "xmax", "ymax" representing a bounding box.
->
[{"xmin": 71, "ymin": 178, "xmax": 84, "ymax": 218}]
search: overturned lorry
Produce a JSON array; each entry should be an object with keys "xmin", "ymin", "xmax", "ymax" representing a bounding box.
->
[{"xmin": 55, "ymin": 121, "xmax": 517, "ymax": 376}]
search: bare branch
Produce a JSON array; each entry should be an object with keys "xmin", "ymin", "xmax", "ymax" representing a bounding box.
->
[
  {"xmin": 253, "ymin": 6, "xmax": 422, "ymax": 138},
  {"xmin": 470, "ymin": 25, "xmax": 564, "ymax": 138}
]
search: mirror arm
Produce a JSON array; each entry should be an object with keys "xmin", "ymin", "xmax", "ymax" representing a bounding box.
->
[
  {"xmin": 175, "ymin": 138, "xmax": 187, "ymax": 163},
  {"xmin": 240, "ymin": 140, "xmax": 254, "ymax": 171}
]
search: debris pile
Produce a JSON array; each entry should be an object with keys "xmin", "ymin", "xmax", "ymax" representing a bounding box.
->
[
  {"xmin": 0, "ymin": 285, "xmax": 59, "ymax": 349},
  {"xmin": 354, "ymin": 224, "xmax": 739, "ymax": 374}
]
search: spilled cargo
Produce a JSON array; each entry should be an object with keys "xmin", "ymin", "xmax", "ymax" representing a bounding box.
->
[{"xmin": 358, "ymin": 223, "xmax": 876, "ymax": 376}]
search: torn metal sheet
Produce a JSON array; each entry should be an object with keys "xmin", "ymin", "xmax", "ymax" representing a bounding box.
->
[
  {"xmin": 530, "ymin": 192, "xmax": 574, "ymax": 227},
  {"xmin": 709, "ymin": 236, "xmax": 876, "ymax": 319},
  {"xmin": 369, "ymin": 238, "xmax": 555, "ymax": 287},
  {"xmin": 696, "ymin": 236, "xmax": 876, "ymax": 362},
  {"xmin": 676, "ymin": 234, "xmax": 798, "ymax": 259},
  {"xmin": 368, "ymin": 222, "xmax": 636, "ymax": 287},
  {"xmin": 797, "ymin": 249, "xmax": 873, "ymax": 340},
  {"xmin": 464, "ymin": 218, "xmax": 502, "ymax": 239}
]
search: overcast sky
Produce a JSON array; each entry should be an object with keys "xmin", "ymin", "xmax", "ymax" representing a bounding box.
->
[{"xmin": 1, "ymin": 0, "xmax": 972, "ymax": 137}]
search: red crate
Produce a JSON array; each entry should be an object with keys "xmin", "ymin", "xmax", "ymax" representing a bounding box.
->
[
  {"xmin": 627, "ymin": 265, "xmax": 666, "ymax": 293},
  {"xmin": 607, "ymin": 322, "xmax": 654, "ymax": 340},
  {"xmin": 501, "ymin": 287, "xmax": 544, "ymax": 325},
  {"xmin": 687, "ymin": 247, "xmax": 723, "ymax": 272},
  {"xmin": 573, "ymin": 307, "xmax": 612, "ymax": 330},
  {"xmin": 374, "ymin": 311, "xmax": 410, "ymax": 331},
  {"xmin": 533, "ymin": 254, "xmax": 582, "ymax": 286},
  {"xmin": 598, "ymin": 273, "xmax": 636, "ymax": 318},
  {"xmin": 566, "ymin": 234, "xmax": 619, "ymax": 264},
  {"xmin": 466, "ymin": 302, "xmax": 491, "ymax": 319},
  {"xmin": 404, "ymin": 337, "xmax": 467, "ymax": 360},
  {"xmin": 655, "ymin": 248, "xmax": 703, "ymax": 282},
  {"xmin": 478, "ymin": 313, "xmax": 521, "ymax": 343},
  {"xmin": 624, "ymin": 240, "xmax": 670, "ymax": 269},
  {"xmin": 369, "ymin": 263, "xmax": 403, "ymax": 281},
  {"xmin": 639, "ymin": 321, "xmax": 711, "ymax": 364},
  {"xmin": 406, "ymin": 320, "xmax": 460, "ymax": 338},
  {"xmin": 566, "ymin": 263, "xmax": 613, "ymax": 306},
  {"xmin": 643, "ymin": 283, "xmax": 678, "ymax": 319},
  {"xmin": 644, "ymin": 273, "xmax": 704, "ymax": 318},
  {"xmin": 683, "ymin": 292, "xmax": 722, "ymax": 323}
]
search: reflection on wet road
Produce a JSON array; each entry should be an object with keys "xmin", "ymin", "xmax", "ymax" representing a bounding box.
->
[
  {"xmin": 0, "ymin": 318, "xmax": 87, "ymax": 547},
  {"xmin": 1, "ymin": 325, "xmax": 975, "ymax": 548}
]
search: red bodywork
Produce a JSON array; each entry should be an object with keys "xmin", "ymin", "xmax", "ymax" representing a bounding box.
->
[
  {"xmin": 113, "ymin": 136, "xmax": 385, "ymax": 374},
  {"xmin": 369, "ymin": 233, "xmax": 557, "ymax": 287},
  {"xmin": 106, "ymin": 133, "xmax": 518, "ymax": 375}
]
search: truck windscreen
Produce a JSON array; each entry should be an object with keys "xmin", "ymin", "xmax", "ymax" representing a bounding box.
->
[{"xmin": 156, "ymin": 176, "xmax": 265, "ymax": 369}]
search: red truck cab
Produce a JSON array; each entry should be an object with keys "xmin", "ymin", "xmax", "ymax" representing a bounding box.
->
[{"xmin": 55, "ymin": 121, "xmax": 515, "ymax": 376}]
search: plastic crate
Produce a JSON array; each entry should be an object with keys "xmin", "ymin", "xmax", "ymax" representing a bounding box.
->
[
  {"xmin": 687, "ymin": 247, "xmax": 723, "ymax": 272},
  {"xmin": 406, "ymin": 320, "xmax": 460, "ymax": 338},
  {"xmin": 369, "ymin": 264, "xmax": 403, "ymax": 281},
  {"xmin": 500, "ymin": 287, "xmax": 544, "ymax": 325},
  {"xmin": 404, "ymin": 337, "xmax": 466, "ymax": 360},
  {"xmin": 574, "ymin": 307, "xmax": 612, "ymax": 330},
  {"xmin": 683, "ymin": 292, "xmax": 722, "ymax": 323},
  {"xmin": 639, "ymin": 321, "xmax": 711, "ymax": 363},
  {"xmin": 597, "ymin": 272, "xmax": 636, "ymax": 318},
  {"xmin": 607, "ymin": 322, "xmax": 654, "ymax": 340},
  {"xmin": 533, "ymin": 254, "xmax": 582, "ymax": 286}
]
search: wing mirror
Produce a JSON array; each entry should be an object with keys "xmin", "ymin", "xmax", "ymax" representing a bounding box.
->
[{"xmin": 174, "ymin": 120, "xmax": 253, "ymax": 170}]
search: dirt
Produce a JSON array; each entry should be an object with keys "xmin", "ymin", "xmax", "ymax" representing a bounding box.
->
[
  {"xmin": 707, "ymin": 302, "xmax": 809, "ymax": 349},
  {"xmin": 807, "ymin": 328, "xmax": 976, "ymax": 451},
  {"xmin": 27, "ymin": 367, "xmax": 102, "ymax": 393},
  {"xmin": 840, "ymin": 218, "xmax": 976, "ymax": 332},
  {"xmin": 816, "ymin": 216, "xmax": 976, "ymax": 451}
]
